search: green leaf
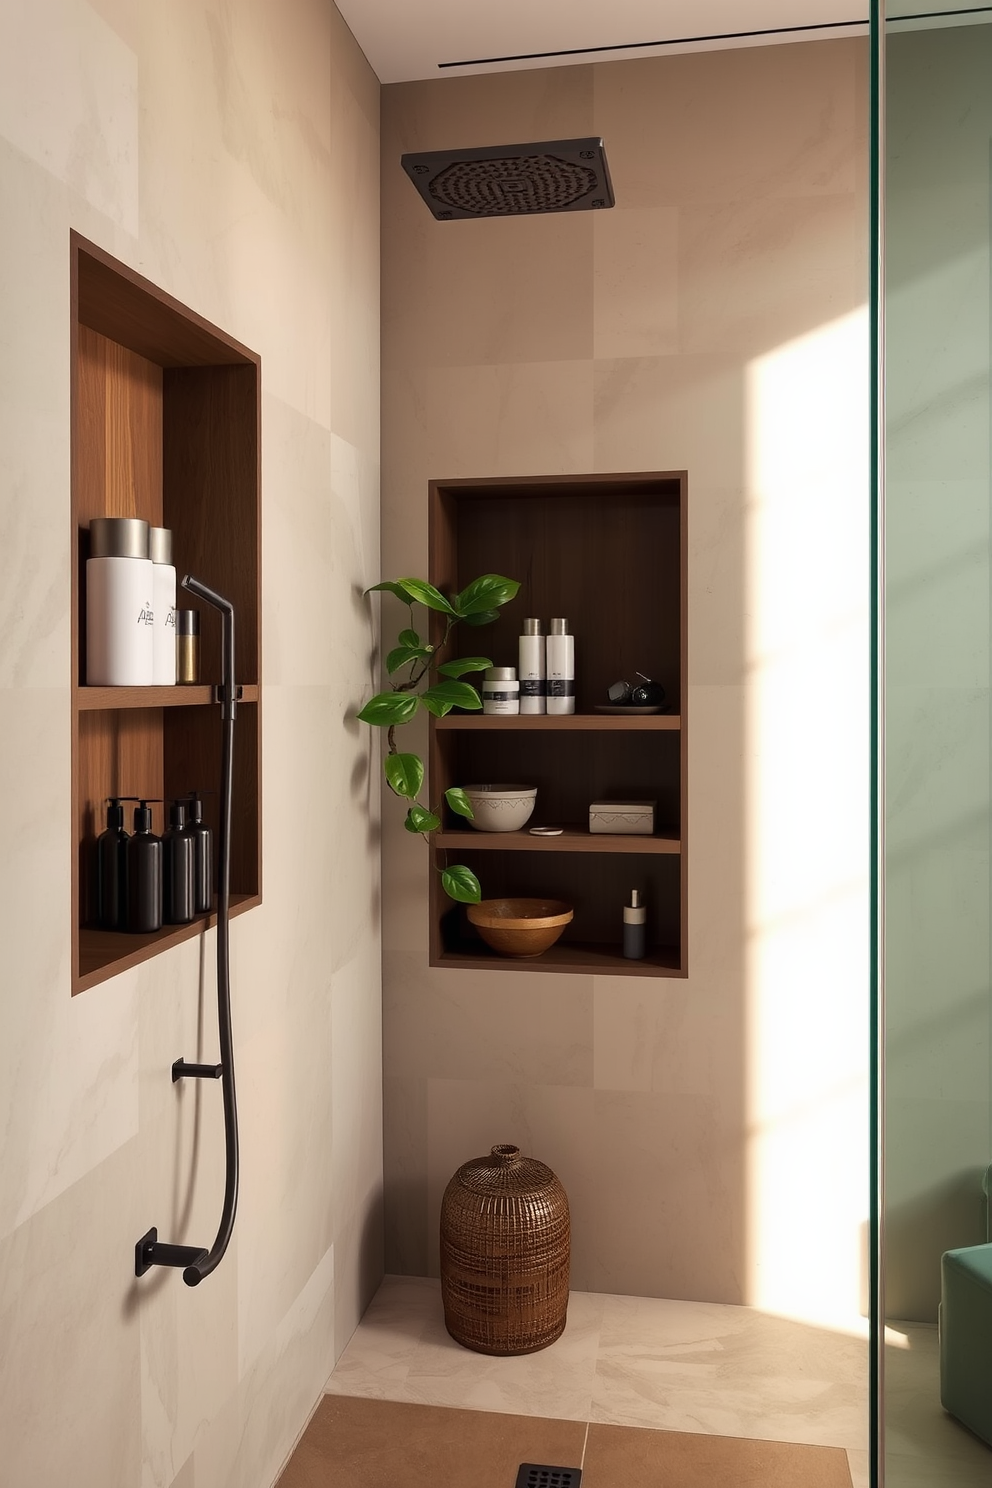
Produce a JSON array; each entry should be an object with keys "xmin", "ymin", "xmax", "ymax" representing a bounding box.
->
[
  {"xmin": 463, "ymin": 608, "xmax": 500, "ymax": 628},
  {"xmin": 405, "ymin": 804, "xmax": 441, "ymax": 834},
  {"xmin": 445, "ymin": 787, "xmax": 474, "ymax": 820},
  {"xmin": 436, "ymin": 656, "xmax": 491, "ymax": 679},
  {"xmin": 441, "ymin": 865, "xmax": 481, "ymax": 904},
  {"xmin": 384, "ymin": 752, "xmax": 425, "ymax": 799},
  {"xmin": 395, "ymin": 578, "xmax": 456, "ymax": 614},
  {"xmin": 398, "ymin": 628, "xmax": 422, "ymax": 648},
  {"xmin": 420, "ymin": 681, "xmax": 482, "ymax": 718},
  {"xmin": 386, "ymin": 643, "xmax": 431, "ymax": 674},
  {"xmin": 365, "ymin": 581, "xmax": 411, "ymax": 603},
  {"xmin": 357, "ymin": 691, "xmax": 419, "ymax": 727},
  {"xmin": 453, "ymin": 574, "xmax": 521, "ymax": 616}
]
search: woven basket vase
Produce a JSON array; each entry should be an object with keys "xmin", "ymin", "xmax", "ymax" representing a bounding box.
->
[{"xmin": 439, "ymin": 1143, "xmax": 570, "ymax": 1356}]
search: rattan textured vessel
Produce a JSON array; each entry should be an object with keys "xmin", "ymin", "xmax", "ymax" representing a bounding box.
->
[{"xmin": 439, "ymin": 1143, "xmax": 570, "ymax": 1356}]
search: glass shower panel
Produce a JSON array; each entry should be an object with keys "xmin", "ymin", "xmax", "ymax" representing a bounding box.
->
[{"xmin": 883, "ymin": 5, "xmax": 992, "ymax": 1485}]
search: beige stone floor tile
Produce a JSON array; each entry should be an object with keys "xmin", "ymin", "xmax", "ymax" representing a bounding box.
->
[
  {"xmin": 326, "ymin": 1277, "xmax": 870, "ymax": 1456},
  {"xmin": 846, "ymin": 1447, "xmax": 870, "ymax": 1488},
  {"xmin": 328, "ymin": 1275, "xmax": 604, "ymax": 1422},
  {"xmin": 400, "ymin": 1287, "xmax": 604, "ymax": 1421},
  {"xmin": 590, "ymin": 1294, "xmax": 867, "ymax": 1450},
  {"xmin": 325, "ymin": 1274, "xmax": 439, "ymax": 1398}
]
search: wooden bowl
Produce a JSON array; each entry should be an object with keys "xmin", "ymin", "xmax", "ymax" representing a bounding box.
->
[{"xmin": 467, "ymin": 898, "xmax": 574, "ymax": 958}]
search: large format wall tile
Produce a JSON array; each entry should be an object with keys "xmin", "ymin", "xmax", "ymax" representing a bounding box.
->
[
  {"xmin": 0, "ymin": 140, "xmax": 72, "ymax": 691},
  {"xmin": 0, "ymin": 0, "xmax": 138, "ymax": 231},
  {"xmin": 0, "ymin": 1141, "xmax": 143, "ymax": 1487}
]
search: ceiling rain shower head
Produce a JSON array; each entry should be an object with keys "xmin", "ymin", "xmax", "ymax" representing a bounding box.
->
[{"xmin": 400, "ymin": 137, "xmax": 614, "ymax": 220}]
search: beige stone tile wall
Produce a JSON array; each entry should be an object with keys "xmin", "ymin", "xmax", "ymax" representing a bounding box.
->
[
  {"xmin": 380, "ymin": 39, "xmax": 870, "ymax": 1325},
  {"xmin": 0, "ymin": 1, "xmax": 381, "ymax": 1484}
]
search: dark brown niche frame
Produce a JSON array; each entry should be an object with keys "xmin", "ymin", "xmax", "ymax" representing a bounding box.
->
[
  {"xmin": 70, "ymin": 233, "xmax": 262, "ymax": 994},
  {"xmin": 427, "ymin": 472, "xmax": 688, "ymax": 977}
]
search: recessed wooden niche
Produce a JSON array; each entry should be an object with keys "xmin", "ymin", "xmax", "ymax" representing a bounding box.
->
[
  {"xmin": 428, "ymin": 472, "xmax": 687, "ymax": 978},
  {"xmin": 70, "ymin": 233, "xmax": 262, "ymax": 994}
]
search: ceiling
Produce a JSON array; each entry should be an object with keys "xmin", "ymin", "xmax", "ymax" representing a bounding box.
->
[{"xmin": 335, "ymin": 0, "xmax": 869, "ymax": 84}]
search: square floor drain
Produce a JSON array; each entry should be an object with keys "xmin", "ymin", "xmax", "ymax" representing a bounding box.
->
[{"xmin": 515, "ymin": 1466, "xmax": 582, "ymax": 1488}]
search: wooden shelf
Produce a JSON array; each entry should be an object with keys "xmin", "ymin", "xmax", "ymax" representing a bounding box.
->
[
  {"xmin": 435, "ymin": 826, "xmax": 680, "ymax": 853},
  {"xmin": 434, "ymin": 938, "xmax": 683, "ymax": 977},
  {"xmin": 71, "ymin": 233, "xmax": 262, "ymax": 995},
  {"xmin": 427, "ymin": 472, "xmax": 688, "ymax": 977},
  {"xmin": 77, "ymin": 893, "xmax": 260, "ymax": 992},
  {"xmin": 78, "ymin": 683, "xmax": 259, "ymax": 711},
  {"xmin": 434, "ymin": 713, "xmax": 680, "ymax": 731}
]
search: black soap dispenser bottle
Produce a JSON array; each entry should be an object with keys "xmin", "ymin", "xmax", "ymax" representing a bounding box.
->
[
  {"xmin": 623, "ymin": 888, "xmax": 647, "ymax": 960},
  {"xmin": 96, "ymin": 797, "xmax": 129, "ymax": 929},
  {"xmin": 186, "ymin": 791, "xmax": 214, "ymax": 915},
  {"xmin": 126, "ymin": 800, "xmax": 163, "ymax": 932},
  {"xmin": 163, "ymin": 799, "xmax": 195, "ymax": 925}
]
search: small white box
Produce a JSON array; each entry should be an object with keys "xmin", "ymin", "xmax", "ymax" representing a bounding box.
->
[{"xmin": 588, "ymin": 800, "xmax": 656, "ymax": 835}]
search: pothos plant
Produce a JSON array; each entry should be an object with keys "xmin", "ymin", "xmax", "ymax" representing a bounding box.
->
[{"xmin": 359, "ymin": 572, "xmax": 521, "ymax": 904}]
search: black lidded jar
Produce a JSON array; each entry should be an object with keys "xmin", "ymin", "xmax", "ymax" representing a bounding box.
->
[
  {"xmin": 163, "ymin": 799, "xmax": 195, "ymax": 925},
  {"xmin": 96, "ymin": 797, "xmax": 129, "ymax": 929},
  {"xmin": 186, "ymin": 792, "xmax": 214, "ymax": 915},
  {"xmin": 126, "ymin": 800, "xmax": 163, "ymax": 932}
]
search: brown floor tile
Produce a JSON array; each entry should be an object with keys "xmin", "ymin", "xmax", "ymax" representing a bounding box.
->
[
  {"xmin": 583, "ymin": 1423, "xmax": 854, "ymax": 1488},
  {"xmin": 277, "ymin": 1396, "xmax": 587, "ymax": 1488}
]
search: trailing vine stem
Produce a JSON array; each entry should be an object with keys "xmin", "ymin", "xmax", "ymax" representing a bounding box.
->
[
  {"xmin": 385, "ymin": 615, "xmax": 456, "ymax": 757},
  {"xmin": 357, "ymin": 572, "xmax": 521, "ymax": 904}
]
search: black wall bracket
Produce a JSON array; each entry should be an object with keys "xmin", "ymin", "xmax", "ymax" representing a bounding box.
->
[
  {"xmin": 172, "ymin": 1057, "xmax": 223, "ymax": 1081},
  {"xmin": 135, "ymin": 1227, "xmax": 208, "ymax": 1280}
]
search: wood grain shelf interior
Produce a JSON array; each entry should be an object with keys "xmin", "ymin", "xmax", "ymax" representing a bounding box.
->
[
  {"xmin": 433, "ymin": 827, "xmax": 680, "ymax": 854},
  {"xmin": 78, "ymin": 684, "xmax": 259, "ymax": 710},
  {"xmin": 433, "ymin": 940, "xmax": 682, "ymax": 977},
  {"xmin": 71, "ymin": 233, "xmax": 262, "ymax": 994},
  {"xmin": 77, "ymin": 893, "xmax": 260, "ymax": 993},
  {"xmin": 427, "ymin": 473, "xmax": 688, "ymax": 978}
]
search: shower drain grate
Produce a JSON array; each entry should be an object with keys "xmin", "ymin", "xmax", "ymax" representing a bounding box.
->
[{"xmin": 515, "ymin": 1465, "xmax": 582, "ymax": 1488}]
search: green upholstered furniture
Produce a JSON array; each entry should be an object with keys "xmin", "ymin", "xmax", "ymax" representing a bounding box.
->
[{"xmin": 940, "ymin": 1243, "xmax": 992, "ymax": 1447}]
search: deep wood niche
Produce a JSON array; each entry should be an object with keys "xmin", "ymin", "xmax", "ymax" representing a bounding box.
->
[
  {"xmin": 70, "ymin": 233, "xmax": 262, "ymax": 994},
  {"xmin": 428, "ymin": 472, "xmax": 687, "ymax": 978}
]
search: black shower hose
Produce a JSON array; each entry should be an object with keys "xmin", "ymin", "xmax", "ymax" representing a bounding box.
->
[{"xmin": 180, "ymin": 575, "xmax": 239, "ymax": 1286}]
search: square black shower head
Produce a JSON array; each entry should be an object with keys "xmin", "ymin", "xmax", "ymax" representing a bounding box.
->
[{"xmin": 400, "ymin": 137, "xmax": 615, "ymax": 220}]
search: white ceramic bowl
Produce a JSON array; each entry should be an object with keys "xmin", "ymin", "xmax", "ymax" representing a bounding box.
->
[{"xmin": 464, "ymin": 784, "xmax": 537, "ymax": 832}]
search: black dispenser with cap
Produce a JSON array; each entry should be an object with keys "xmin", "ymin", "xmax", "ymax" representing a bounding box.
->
[
  {"xmin": 185, "ymin": 792, "xmax": 214, "ymax": 915},
  {"xmin": 96, "ymin": 797, "xmax": 129, "ymax": 929},
  {"xmin": 623, "ymin": 888, "xmax": 647, "ymax": 960},
  {"xmin": 163, "ymin": 799, "xmax": 195, "ymax": 925},
  {"xmin": 126, "ymin": 800, "xmax": 163, "ymax": 932}
]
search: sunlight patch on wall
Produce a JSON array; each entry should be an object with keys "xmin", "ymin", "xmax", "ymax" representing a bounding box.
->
[{"xmin": 743, "ymin": 307, "xmax": 871, "ymax": 1329}]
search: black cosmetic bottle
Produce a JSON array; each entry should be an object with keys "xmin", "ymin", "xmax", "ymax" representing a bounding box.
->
[
  {"xmin": 96, "ymin": 797, "xmax": 129, "ymax": 929},
  {"xmin": 126, "ymin": 800, "xmax": 163, "ymax": 932},
  {"xmin": 186, "ymin": 792, "xmax": 214, "ymax": 915},
  {"xmin": 163, "ymin": 799, "xmax": 195, "ymax": 925}
]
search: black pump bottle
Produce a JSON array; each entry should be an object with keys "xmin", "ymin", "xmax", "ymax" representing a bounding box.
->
[
  {"xmin": 126, "ymin": 800, "xmax": 163, "ymax": 932},
  {"xmin": 186, "ymin": 792, "xmax": 214, "ymax": 915},
  {"xmin": 96, "ymin": 797, "xmax": 129, "ymax": 929},
  {"xmin": 163, "ymin": 799, "xmax": 195, "ymax": 925}
]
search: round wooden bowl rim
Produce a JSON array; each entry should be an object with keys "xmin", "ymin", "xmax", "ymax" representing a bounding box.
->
[{"xmin": 468, "ymin": 898, "xmax": 574, "ymax": 931}]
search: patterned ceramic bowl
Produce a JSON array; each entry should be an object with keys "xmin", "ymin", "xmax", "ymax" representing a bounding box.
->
[{"xmin": 463, "ymin": 784, "xmax": 537, "ymax": 832}]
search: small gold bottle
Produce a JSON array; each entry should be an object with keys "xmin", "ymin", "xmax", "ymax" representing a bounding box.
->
[{"xmin": 176, "ymin": 609, "xmax": 200, "ymax": 684}]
